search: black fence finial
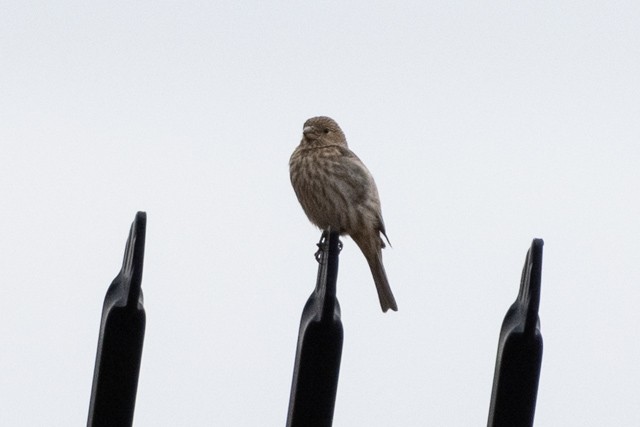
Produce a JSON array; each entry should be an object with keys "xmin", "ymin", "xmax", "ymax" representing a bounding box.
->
[
  {"xmin": 487, "ymin": 238, "xmax": 544, "ymax": 427},
  {"xmin": 87, "ymin": 211, "xmax": 147, "ymax": 427},
  {"xmin": 287, "ymin": 230, "xmax": 344, "ymax": 427}
]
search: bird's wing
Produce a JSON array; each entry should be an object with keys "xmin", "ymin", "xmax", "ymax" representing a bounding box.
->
[
  {"xmin": 327, "ymin": 146, "xmax": 371, "ymax": 205},
  {"xmin": 338, "ymin": 147, "xmax": 391, "ymax": 246},
  {"xmin": 330, "ymin": 147, "xmax": 389, "ymax": 243}
]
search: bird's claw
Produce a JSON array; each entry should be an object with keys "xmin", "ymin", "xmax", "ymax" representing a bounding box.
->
[
  {"xmin": 314, "ymin": 230, "xmax": 342, "ymax": 263},
  {"xmin": 315, "ymin": 230, "xmax": 329, "ymax": 262}
]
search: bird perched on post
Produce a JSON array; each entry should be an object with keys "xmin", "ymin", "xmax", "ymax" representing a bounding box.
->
[{"xmin": 289, "ymin": 116, "xmax": 398, "ymax": 312}]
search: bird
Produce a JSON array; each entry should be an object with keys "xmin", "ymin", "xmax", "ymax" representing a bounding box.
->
[{"xmin": 289, "ymin": 116, "xmax": 398, "ymax": 312}]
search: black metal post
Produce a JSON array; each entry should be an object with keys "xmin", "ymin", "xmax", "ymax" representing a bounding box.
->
[
  {"xmin": 487, "ymin": 238, "xmax": 544, "ymax": 427},
  {"xmin": 286, "ymin": 231, "xmax": 344, "ymax": 427},
  {"xmin": 87, "ymin": 212, "xmax": 147, "ymax": 427}
]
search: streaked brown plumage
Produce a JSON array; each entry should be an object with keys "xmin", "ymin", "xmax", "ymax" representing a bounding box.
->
[{"xmin": 289, "ymin": 116, "xmax": 398, "ymax": 312}]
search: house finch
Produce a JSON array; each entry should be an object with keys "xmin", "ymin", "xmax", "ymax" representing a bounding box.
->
[{"xmin": 289, "ymin": 116, "xmax": 398, "ymax": 312}]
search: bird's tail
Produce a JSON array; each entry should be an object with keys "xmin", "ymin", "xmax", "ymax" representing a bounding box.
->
[{"xmin": 366, "ymin": 249, "xmax": 398, "ymax": 313}]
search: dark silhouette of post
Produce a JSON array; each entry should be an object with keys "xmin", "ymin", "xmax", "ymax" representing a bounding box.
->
[
  {"xmin": 487, "ymin": 238, "xmax": 544, "ymax": 427},
  {"xmin": 287, "ymin": 231, "xmax": 344, "ymax": 427},
  {"xmin": 87, "ymin": 212, "xmax": 147, "ymax": 427}
]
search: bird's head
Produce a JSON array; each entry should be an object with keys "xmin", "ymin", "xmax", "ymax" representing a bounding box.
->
[{"xmin": 301, "ymin": 116, "xmax": 347, "ymax": 147}]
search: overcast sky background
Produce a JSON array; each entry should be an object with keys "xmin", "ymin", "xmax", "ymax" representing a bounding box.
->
[{"xmin": 2, "ymin": 1, "xmax": 639, "ymax": 425}]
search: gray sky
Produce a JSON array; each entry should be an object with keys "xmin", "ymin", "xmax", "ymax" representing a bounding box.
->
[{"xmin": 2, "ymin": 1, "xmax": 639, "ymax": 425}]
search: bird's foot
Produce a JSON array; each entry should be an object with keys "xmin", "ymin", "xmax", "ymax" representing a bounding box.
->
[
  {"xmin": 314, "ymin": 230, "xmax": 343, "ymax": 263},
  {"xmin": 314, "ymin": 230, "xmax": 329, "ymax": 262}
]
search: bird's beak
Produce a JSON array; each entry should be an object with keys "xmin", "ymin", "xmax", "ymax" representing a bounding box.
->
[{"xmin": 303, "ymin": 126, "xmax": 315, "ymax": 138}]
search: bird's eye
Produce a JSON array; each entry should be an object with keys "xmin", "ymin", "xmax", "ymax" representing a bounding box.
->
[{"xmin": 323, "ymin": 128, "xmax": 329, "ymax": 134}]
